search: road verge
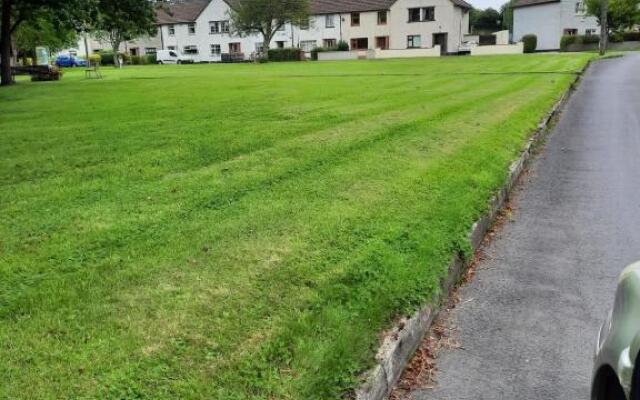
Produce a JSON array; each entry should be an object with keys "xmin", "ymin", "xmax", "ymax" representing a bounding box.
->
[{"xmin": 353, "ymin": 59, "xmax": 593, "ymax": 400}]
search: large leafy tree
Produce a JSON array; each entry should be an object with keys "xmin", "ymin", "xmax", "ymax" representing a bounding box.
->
[
  {"xmin": 0, "ymin": 0, "xmax": 87, "ymax": 85},
  {"xmin": 470, "ymin": 8, "xmax": 502, "ymax": 34},
  {"xmin": 15, "ymin": 11, "xmax": 78, "ymax": 60},
  {"xmin": 94, "ymin": 0, "xmax": 157, "ymax": 68},
  {"xmin": 586, "ymin": 0, "xmax": 640, "ymax": 32},
  {"xmin": 229, "ymin": 0, "xmax": 309, "ymax": 60},
  {"xmin": 500, "ymin": 0, "xmax": 516, "ymax": 32}
]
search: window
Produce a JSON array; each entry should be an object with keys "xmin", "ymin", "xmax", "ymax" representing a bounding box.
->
[
  {"xmin": 188, "ymin": 23, "xmax": 196, "ymax": 35},
  {"xmin": 210, "ymin": 44, "xmax": 221, "ymax": 55},
  {"xmin": 145, "ymin": 47, "xmax": 157, "ymax": 54},
  {"xmin": 300, "ymin": 40, "xmax": 317, "ymax": 52},
  {"xmin": 167, "ymin": 46, "xmax": 176, "ymax": 51},
  {"xmin": 169, "ymin": 50, "xmax": 178, "ymax": 57},
  {"xmin": 210, "ymin": 20, "xmax": 230, "ymax": 33},
  {"xmin": 585, "ymin": 28, "xmax": 597, "ymax": 35},
  {"xmin": 575, "ymin": 1, "xmax": 586, "ymax": 13},
  {"xmin": 229, "ymin": 42, "xmax": 241, "ymax": 53},
  {"xmin": 564, "ymin": 28, "xmax": 578, "ymax": 35},
  {"xmin": 277, "ymin": 20, "xmax": 285, "ymax": 31},
  {"xmin": 378, "ymin": 11, "xmax": 388, "ymax": 25},
  {"xmin": 130, "ymin": 48, "xmax": 138, "ymax": 56},
  {"xmin": 408, "ymin": 7, "xmax": 434, "ymax": 22},
  {"xmin": 183, "ymin": 45, "xmax": 198, "ymax": 54},
  {"xmin": 168, "ymin": 24, "xmax": 175, "ymax": 35},
  {"xmin": 350, "ymin": 37, "xmax": 368, "ymax": 49},
  {"xmin": 351, "ymin": 12, "xmax": 360, "ymax": 26},
  {"xmin": 407, "ymin": 35, "xmax": 421, "ymax": 48},
  {"xmin": 324, "ymin": 38, "xmax": 337, "ymax": 48},
  {"xmin": 325, "ymin": 14, "xmax": 335, "ymax": 28},
  {"xmin": 300, "ymin": 18, "xmax": 310, "ymax": 30},
  {"xmin": 276, "ymin": 41, "xmax": 285, "ymax": 48}
]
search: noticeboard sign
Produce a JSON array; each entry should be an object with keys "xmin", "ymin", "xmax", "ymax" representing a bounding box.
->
[{"xmin": 35, "ymin": 47, "xmax": 49, "ymax": 66}]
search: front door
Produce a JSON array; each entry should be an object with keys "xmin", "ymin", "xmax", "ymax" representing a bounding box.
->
[
  {"xmin": 375, "ymin": 36, "xmax": 389, "ymax": 50},
  {"xmin": 433, "ymin": 33, "xmax": 448, "ymax": 55}
]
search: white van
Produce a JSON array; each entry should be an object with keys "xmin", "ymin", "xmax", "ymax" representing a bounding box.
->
[{"xmin": 156, "ymin": 50, "xmax": 193, "ymax": 64}]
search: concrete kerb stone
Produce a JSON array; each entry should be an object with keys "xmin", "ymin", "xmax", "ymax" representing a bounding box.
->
[{"xmin": 352, "ymin": 59, "xmax": 593, "ymax": 400}]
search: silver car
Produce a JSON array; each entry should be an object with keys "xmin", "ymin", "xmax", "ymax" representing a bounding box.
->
[{"xmin": 592, "ymin": 262, "xmax": 640, "ymax": 400}]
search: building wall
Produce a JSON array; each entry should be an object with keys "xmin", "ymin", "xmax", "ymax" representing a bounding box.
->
[
  {"xmin": 513, "ymin": 0, "xmax": 598, "ymax": 51},
  {"xmin": 159, "ymin": 0, "xmax": 295, "ymax": 61},
  {"xmin": 389, "ymin": 0, "xmax": 468, "ymax": 52},
  {"xmin": 513, "ymin": 3, "xmax": 562, "ymax": 50},
  {"xmin": 295, "ymin": 14, "xmax": 343, "ymax": 50},
  {"xmin": 63, "ymin": 0, "xmax": 471, "ymax": 61}
]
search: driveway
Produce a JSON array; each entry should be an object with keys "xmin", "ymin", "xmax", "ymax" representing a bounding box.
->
[{"xmin": 407, "ymin": 54, "xmax": 640, "ymax": 399}]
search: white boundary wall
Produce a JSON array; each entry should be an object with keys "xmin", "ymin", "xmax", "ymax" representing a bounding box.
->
[{"xmin": 470, "ymin": 43, "xmax": 523, "ymax": 56}]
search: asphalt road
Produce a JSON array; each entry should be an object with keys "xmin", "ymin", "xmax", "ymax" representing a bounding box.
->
[{"xmin": 408, "ymin": 54, "xmax": 640, "ymax": 400}]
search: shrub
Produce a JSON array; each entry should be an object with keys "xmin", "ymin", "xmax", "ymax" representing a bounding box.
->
[
  {"xmin": 560, "ymin": 35, "xmax": 578, "ymax": 51},
  {"xmin": 610, "ymin": 32, "xmax": 624, "ymax": 43},
  {"xmin": 582, "ymin": 34, "xmax": 600, "ymax": 44},
  {"xmin": 130, "ymin": 55, "xmax": 147, "ymax": 65},
  {"xmin": 267, "ymin": 47, "xmax": 304, "ymax": 61},
  {"xmin": 622, "ymin": 31, "xmax": 640, "ymax": 41},
  {"xmin": 336, "ymin": 40, "xmax": 349, "ymax": 51},
  {"xmin": 88, "ymin": 53, "xmax": 102, "ymax": 65},
  {"xmin": 99, "ymin": 51, "xmax": 114, "ymax": 65},
  {"xmin": 21, "ymin": 57, "xmax": 33, "ymax": 66},
  {"xmin": 146, "ymin": 53, "xmax": 157, "ymax": 64},
  {"xmin": 522, "ymin": 34, "xmax": 537, "ymax": 53}
]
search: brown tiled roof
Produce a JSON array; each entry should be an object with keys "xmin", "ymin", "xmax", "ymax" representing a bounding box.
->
[
  {"xmin": 155, "ymin": 0, "xmax": 470, "ymax": 24},
  {"xmin": 155, "ymin": 0, "xmax": 211, "ymax": 24},
  {"xmin": 311, "ymin": 0, "xmax": 395, "ymax": 14},
  {"xmin": 512, "ymin": 0, "xmax": 560, "ymax": 8}
]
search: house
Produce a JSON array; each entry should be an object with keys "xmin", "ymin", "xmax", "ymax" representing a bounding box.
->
[
  {"xmin": 296, "ymin": 0, "xmax": 471, "ymax": 55},
  {"xmin": 65, "ymin": 0, "xmax": 472, "ymax": 61},
  {"xmin": 512, "ymin": 0, "xmax": 599, "ymax": 51}
]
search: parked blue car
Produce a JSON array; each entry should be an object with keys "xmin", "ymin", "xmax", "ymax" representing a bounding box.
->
[{"xmin": 54, "ymin": 55, "xmax": 88, "ymax": 68}]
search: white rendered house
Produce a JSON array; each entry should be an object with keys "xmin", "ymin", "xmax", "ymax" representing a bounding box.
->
[{"xmin": 512, "ymin": 0, "xmax": 599, "ymax": 51}]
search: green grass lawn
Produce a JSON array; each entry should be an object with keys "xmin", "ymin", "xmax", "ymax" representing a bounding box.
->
[{"xmin": 1, "ymin": 54, "xmax": 592, "ymax": 399}]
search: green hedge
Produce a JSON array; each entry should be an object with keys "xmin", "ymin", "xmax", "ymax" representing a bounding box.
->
[
  {"xmin": 623, "ymin": 31, "xmax": 640, "ymax": 41},
  {"xmin": 267, "ymin": 48, "xmax": 304, "ymax": 61},
  {"xmin": 98, "ymin": 51, "xmax": 131, "ymax": 65},
  {"xmin": 146, "ymin": 53, "xmax": 157, "ymax": 64},
  {"xmin": 522, "ymin": 34, "xmax": 537, "ymax": 53}
]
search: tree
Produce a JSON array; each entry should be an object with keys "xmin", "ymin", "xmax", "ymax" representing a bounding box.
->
[
  {"xmin": 94, "ymin": 0, "xmax": 156, "ymax": 68},
  {"xmin": 229, "ymin": 0, "xmax": 309, "ymax": 60},
  {"xmin": 470, "ymin": 8, "xmax": 502, "ymax": 34},
  {"xmin": 0, "ymin": 0, "xmax": 86, "ymax": 86},
  {"xmin": 500, "ymin": 0, "xmax": 516, "ymax": 32},
  {"xmin": 15, "ymin": 11, "xmax": 78, "ymax": 60},
  {"xmin": 586, "ymin": 0, "xmax": 640, "ymax": 32}
]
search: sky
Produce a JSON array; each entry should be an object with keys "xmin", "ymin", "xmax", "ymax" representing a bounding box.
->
[{"xmin": 468, "ymin": 0, "xmax": 507, "ymax": 10}]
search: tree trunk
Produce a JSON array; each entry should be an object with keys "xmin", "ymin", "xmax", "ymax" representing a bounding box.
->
[
  {"xmin": 262, "ymin": 32, "xmax": 273, "ymax": 61},
  {"xmin": 599, "ymin": 0, "xmax": 608, "ymax": 55},
  {"xmin": 112, "ymin": 41, "xmax": 121, "ymax": 68},
  {"xmin": 1, "ymin": 0, "xmax": 14, "ymax": 86}
]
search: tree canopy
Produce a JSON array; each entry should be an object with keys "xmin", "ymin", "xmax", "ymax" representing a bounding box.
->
[
  {"xmin": 470, "ymin": 7, "xmax": 502, "ymax": 34},
  {"xmin": 229, "ymin": 0, "xmax": 309, "ymax": 59},
  {"xmin": 585, "ymin": 0, "xmax": 640, "ymax": 32}
]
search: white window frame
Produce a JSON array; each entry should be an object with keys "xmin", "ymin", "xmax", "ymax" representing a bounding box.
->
[
  {"xmin": 407, "ymin": 35, "xmax": 421, "ymax": 48},
  {"xmin": 210, "ymin": 44, "xmax": 221, "ymax": 55},
  {"xmin": 188, "ymin": 23, "xmax": 196, "ymax": 35},
  {"xmin": 325, "ymin": 14, "xmax": 334, "ymax": 28},
  {"xmin": 300, "ymin": 40, "xmax": 317, "ymax": 52},
  {"xmin": 168, "ymin": 24, "xmax": 175, "ymax": 36},
  {"xmin": 183, "ymin": 45, "xmax": 198, "ymax": 54}
]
